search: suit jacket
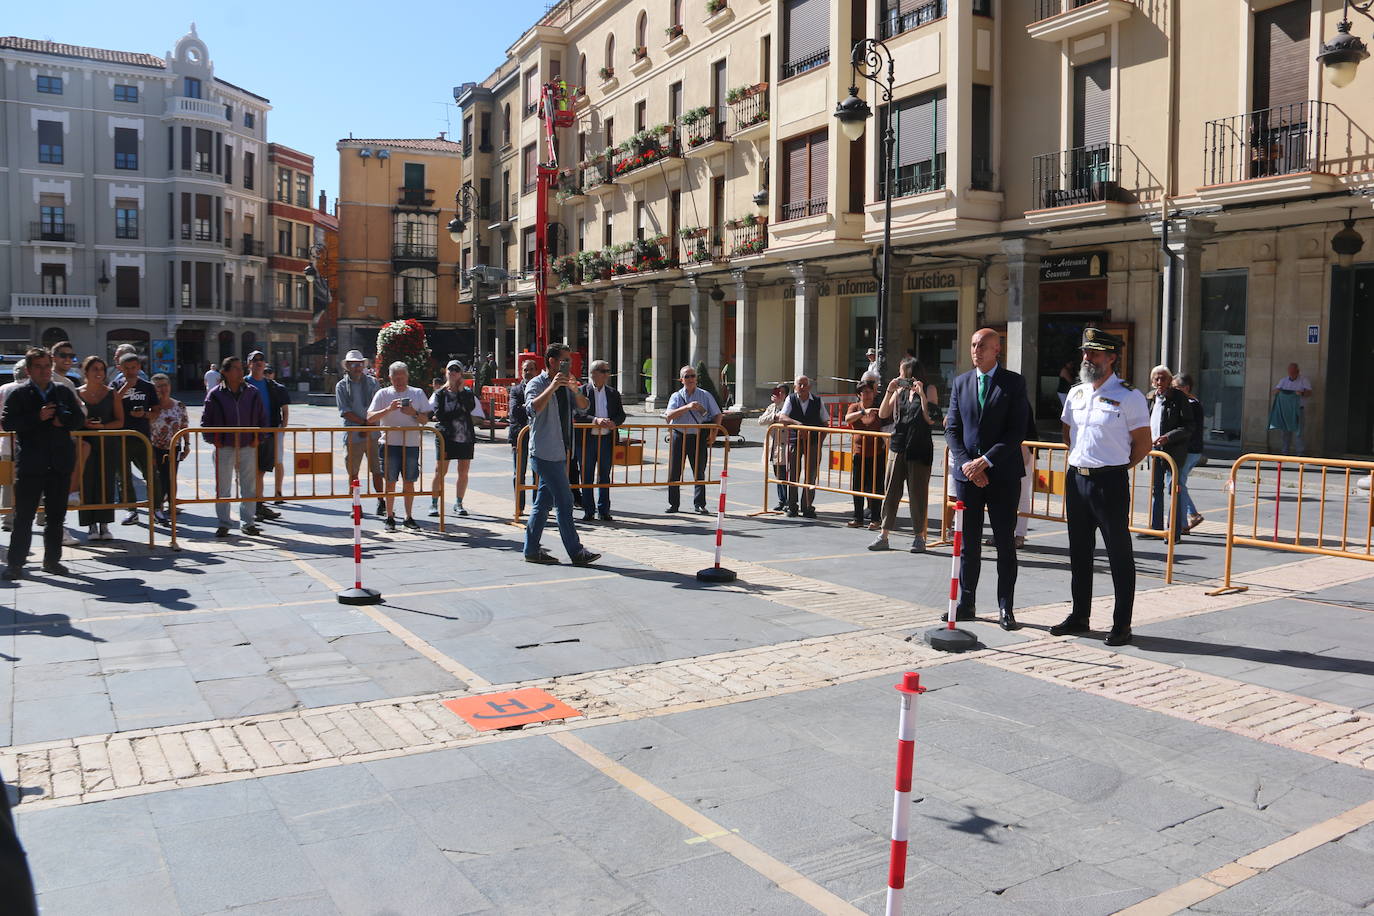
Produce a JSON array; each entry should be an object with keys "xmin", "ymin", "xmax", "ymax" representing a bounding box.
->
[
  {"xmin": 1146, "ymin": 388, "xmax": 1195, "ymax": 464},
  {"xmin": 0, "ymin": 381, "xmax": 85, "ymax": 477},
  {"xmin": 574, "ymin": 384, "xmax": 627, "ymax": 426},
  {"xmin": 945, "ymin": 366, "xmax": 1030, "ymax": 484},
  {"xmin": 507, "ymin": 380, "xmax": 530, "ymax": 447}
]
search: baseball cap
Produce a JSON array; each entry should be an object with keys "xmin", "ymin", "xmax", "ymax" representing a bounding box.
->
[
  {"xmin": 247, "ymin": 350, "xmax": 267, "ymax": 362},
  {"xmin": 445, "ymin": 360, "xmax": 464, "ymax": 371}
]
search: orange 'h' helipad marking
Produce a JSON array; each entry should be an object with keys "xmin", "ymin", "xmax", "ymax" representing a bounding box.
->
[{"xmin": 443, "ymin": 688, "xmax": 582, "ymax": 731}]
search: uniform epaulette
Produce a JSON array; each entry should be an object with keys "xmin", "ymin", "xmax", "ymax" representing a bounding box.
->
[{"xmin": 1120, "ymin": 380, "xmax": 1135, "ymax": 390}]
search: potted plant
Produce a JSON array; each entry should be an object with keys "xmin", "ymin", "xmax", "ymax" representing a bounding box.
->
[
  {"xmin": 598, "ymin": 65, "xmax": 615, "ymax": 81},
  {"xmin": 706, "ymin": 0, "xmax": 727, "ymax": 14},
  {"xmin": 724, "ymin": 218, "xmax": 742, "ymax": 230},
  {"xmin": 680, "ymin": 105, "xmax": 711, "ymax": 126},
  {"xmin": 679, "ymin": 226, "xmax": 707, "ymax": 240},
  {"xmin": 633, "ymin": 46, "xmax": 648, "ymax": 61},
  {"xmin": 726, "ymin": 87, "xmax": 744, "ymax": 105},
  {"xmin": 665, "ymin": 23, "xmax": 684, "ymax": 39}
]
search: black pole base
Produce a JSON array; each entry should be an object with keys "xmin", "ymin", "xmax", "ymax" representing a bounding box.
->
[
  {"xmin": 922, "ymin": 626, "xmax": 981, "ymax": 653},
  {"xmin": 696, "ymin": 566, "xmax": 738, "ymax": 583},
  {"xmin": 337, "ymin": 587, "xmax": 383, "ymax": 605}
]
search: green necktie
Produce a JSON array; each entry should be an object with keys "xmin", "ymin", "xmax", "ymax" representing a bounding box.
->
[{"xmin": 978, "ymin": 373, "xmax": 989, "ymax": 409}]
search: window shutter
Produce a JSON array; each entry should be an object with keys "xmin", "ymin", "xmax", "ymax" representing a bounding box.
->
[
  {"xmin": 808, "ymin": 128, "xmax": 828, "ymax": 202},
  {"xmin": 1254, "ymin": 0, "xmax": 1309, "ymax": 111},
  {"xmin": 786, "ymin": 0, "xmax": 829, "ymax": 65},
  {"xmin": 1073, "ymin": 60, "xmax": 1111, "ymax": 148},
  {"xmin": 785, "ymin": 136, "xmax": 808, "ymax": 205}
]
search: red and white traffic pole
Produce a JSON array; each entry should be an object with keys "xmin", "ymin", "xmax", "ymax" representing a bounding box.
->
[
  {"xmin": 923, "ymin": 500, "xmax": 978, "ymax": 651},
  {"xmin": 697, "ymin": 465, "xmax": 737, "ymax": 583},
  {"xmin": 887, "ymin": 671, "xmax": 926, "ymax": 916},
  {"xmin": 338, "ymin": 478, "xmax": 383, "ymax": 605}
]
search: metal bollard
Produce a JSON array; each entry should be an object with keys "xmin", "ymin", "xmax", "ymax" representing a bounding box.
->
[
  {"xmin": 337, "ymin": 478, "xmax": 383, "ymax": 605},
  {"xmin": 886, "ymin": 671, "xmax": 926, "ymax": 916}
]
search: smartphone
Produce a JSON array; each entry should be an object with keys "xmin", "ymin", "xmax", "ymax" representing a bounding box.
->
[
  {"xmin": 897, "ymin": 378, "xmax": 914, "ymax": 389},
  {"xmin": 397, "ymin": 397, "xmax": 411, "ymax": 408},
  {"xmin": 559, "ymin": 358, "xmax": 571, "ymax": 375}
]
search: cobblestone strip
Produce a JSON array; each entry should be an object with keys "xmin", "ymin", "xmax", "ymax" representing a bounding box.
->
[
  {"xmin": 979, "ymin": 639, "xmax": 1373, "ymax": 769},
  {"xmin": 0, "ymin": 628, "xmax": 959, "ymax": 811}
]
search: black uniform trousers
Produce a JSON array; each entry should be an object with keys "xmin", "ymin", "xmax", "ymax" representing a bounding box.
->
[
  {"xmin": 955, "ymin": 474, "xmax": 1020, "ymax": 613},
  {"xmin": 667, "ymin": 430, "xmax": 708, "ymax": 510},
  {"xmin": 8, "ymin": 471, "xmax": 69, "ymax": 569},
  {"xmin": 1065, "ymin": 468, "xmax": 1135, "ymax": 632}
]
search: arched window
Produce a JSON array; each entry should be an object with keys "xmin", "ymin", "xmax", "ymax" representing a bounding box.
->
[
  {"xmin": 636, "ymin": 11, "xmax": 647, "ymax": 51},
  {"xmin": 502, "ymin": 104, "xmax": 511, "ymax": 145},
  {"xmin": 579, "ymin": 53, "xmax": 587, "ymax": 88},
  {"xmin": 40, "ymin": 326, "xmax": 68, "ymax": 348},
  {"xmin": 605, "ymin": 35, "xmax": 615, "ymax": 74}
]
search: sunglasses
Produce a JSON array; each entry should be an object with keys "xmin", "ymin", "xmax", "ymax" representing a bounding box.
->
[
  {"xmin": 592, "ymin": 368, "xmax": 609, "ymax": 373},
  {"xmin": 682, "ymin": 374, "xmax": 696, "ymax": 379}
]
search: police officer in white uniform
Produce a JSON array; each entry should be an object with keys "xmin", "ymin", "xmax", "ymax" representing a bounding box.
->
[{"xmin": 1051, "ymin": 328, "xmax": 1152, "ymax": 646}]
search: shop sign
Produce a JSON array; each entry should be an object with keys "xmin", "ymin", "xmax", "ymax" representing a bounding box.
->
[
  {"xmin": 1221, "ymin": 335, "xmax": 1246, "ymax": 387},
  {"xmin": 905, "ymin": 270, "xmax": 960, "ymax": 291},
  {"xmin": 151, "ymin": 339, "xmax": 176, "ymax": 376},
  {"xmin": 1040, "ymin": 251, "xmax": 1108, "ymax": 282}
]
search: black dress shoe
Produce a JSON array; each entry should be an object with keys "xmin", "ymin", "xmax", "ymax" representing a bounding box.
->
[
  {"xmin": 598, "ymin": 512, "xmax": 613, "ymax": 522},
  {"xmin": 998, "ymin": 610, "xmax": 1022, "ymax": 631},
  {"xmin": 582, "ymin": 513, "xmax": 596, "ymax": 522},
  {"xmin": 665, "ymin": 505, "xmax": 679, "ymax": 514},
  {"xmin": 940, "ymin": 606, "xmax": 976, "ymax": 623},
  {"xmin": 694, "ymin": 506, "xmax": 710, "ymax": 515},
  {"xmin": 801, "ymin": 507, "xmax": 817, "ymax": 519},
  {"xmin": 42, "ymin": 561, "xmax": 70, "ymax": 576},
  {"xmin": 1049, "ymin": 617, "xmax": 1090, "ymax": 636},
  {"xmin": 785, "ymin": 507, "xmax": 799, "ymax": 517},
  {"xmin": 1104, "ymin": 629, "xmax": 1133, "ymax": 646},
  {"xmin": 1, "ymin": 566, "xmax": 22, "ymax": 581}
]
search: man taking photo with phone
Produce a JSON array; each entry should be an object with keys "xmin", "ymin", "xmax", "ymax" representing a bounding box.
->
[{"xmin": 522, "ymin": 343, "xmax": 600, "ymax": 566}]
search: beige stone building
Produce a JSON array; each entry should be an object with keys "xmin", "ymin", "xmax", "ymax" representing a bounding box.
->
[{"xmin": 455, "ymin": 0, "xmax": 1374, "ymax": 457}]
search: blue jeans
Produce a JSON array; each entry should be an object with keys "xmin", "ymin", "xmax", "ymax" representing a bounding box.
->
[
  {"xmin": 524, "ymin": 455, "xmax": 585, "ymax": 559},
  {"xmin": 1176, "ymin": 452, "xmax": 1202, "ymax": 518}
]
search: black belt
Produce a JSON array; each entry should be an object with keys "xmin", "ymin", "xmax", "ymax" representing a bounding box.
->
[{"xmin": 1069, "ymin": 464, "xmax": 1128, "ymax": 477}]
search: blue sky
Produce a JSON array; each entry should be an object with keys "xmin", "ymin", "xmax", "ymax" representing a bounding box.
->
[{"xmin": 7, "ymin": 1, "xmax": 551, "ymax": 204}]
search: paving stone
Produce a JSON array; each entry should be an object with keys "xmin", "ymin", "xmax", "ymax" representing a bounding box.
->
[
  {"xmin": 623, "ymin": 851, "xmax": 805, "ymax": 916},
  {"xmin": 197, "ymin": 675, "xmax": 301, "ymax": 719},
  {"xmin": 1012, "ymin": 756, "xmax": 1126, "ymax": 804},
  {"xmin": 16, "ymin": 796, "xmax": 161, "ymax": 891},
  {"xmin": 299, "ymin": 608, "xmax": 388, "ymax": 639},
  {"xmin": 997, "ymin": 861, "xmax": 1150, "ymax": 915},
  {"xmin": 392, "ymin": 776, "xmax": 564, "ymax": 855},
  {"xmin": 1193, "ymin": 870, "xmax": 1363, "ymax": 914},
  {"xmin": 362, "ymin": 747, "xmax": 485, "ymax": 791},
  {"xmin": 1264, "ymin": 839, "xmax": 1374, "ymax": 908},
  {"xmin": 11, "ymin": 659, "xmax": 105, "ymax": 701},
  {"xmin": 144, "ymin": 779, "xmax": 277, "ymax": 828},
  {"xmin": 12, "ymin": 694, "xmax": 115, "ymax": 744},
  {"xmin": 261, "ymin": 764, "xmax": 416, "ymax": 846},
  {"xmin": 300, "ymin": 824, "xmax": 494, "ymax": 915},
  {"xmin": 106, "ymin": 666, "xmax": 215, "ymax": 731},
  {"xmin": 160, "ymin": 810, "xmax": 326, "ymax": 913},
  {"xmin": 33, "ymin": 867, "xmax": 180, "ymax": 916},
  {"xmin": 456, "ymin": 837, "xmax": 646, "ymax": 915},
  {"xmin": 180, "ymin": 645, "xmax": 272, "ymax": 682}
]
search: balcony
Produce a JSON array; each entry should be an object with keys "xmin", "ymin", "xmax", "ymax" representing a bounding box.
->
[
  {"xmin": 682, "ymin": 237, "xmax": 726, "ymax": 266},
  {"xmin": 879, "ymin": 160, "xmax": 947, "ymax": 201},
  {"xmin": 29, "ymin": 222, "xmax": 75, "ymax": 243},
  {"xmin": 683, "ymin": 109, "xmax": 731, "ymax": 162},
  {"xmin": 727, "ymin": 85, "xmax": 770, "ymax": 141},
  {"xmin": 553, "ymin": 170, "xmax": 589, "ymax": 206},
  {"xmin": 241, "ymin": 237, "xmax": 265, "ymax": 257},
  {"xmin": 238, "ymin": 301, "xmax": 271, "ymax": 319},
  {"xmin": 164, "ymin": 96, "xmax": 231, "ymax": 123},
  {"xmin": 393, "ymin": 242, "xmax": 438, "ymax": 261},
  {"xmin": 584, "ymin": 156, "xmax": 617, "ymax": 198},
  {"xmin": 727, "ymin": 221, "xmax": 769, "ymax": 258},
  {"xmin": 879, "ymin": 0, "xmax": 945, "ymax": 40},
  {"xmin": 396, "ymin": 187, "xmax": 435, "ymax": 208},
  {"xmin": 1197, "ymin": 101, "xmax": 1374, "ymax": 204},
  {"xmin": 781, "ymin": 48, "xmax": 829, "ymax": 81},
  {"xmin": 615, "ymin": 132, "xmax": 684, "ymax": 185},
  {"xmin": 1027, "ymin": 0, "xmax": 1135, "ymax": 42},
  {"xmin": 396, "ymin": 303, "xmax": 438, "ymax": 321},
  {"xmin": 780, "ymin": 196, "xmax": 829, "ymax": 222},
  {"xmin": 1028, "ymin": 143, "xmax": 1161, "ymax": 225},
  {"xmin": 9, "ymin": 293, "xmax": 97, "ymax": 321}
]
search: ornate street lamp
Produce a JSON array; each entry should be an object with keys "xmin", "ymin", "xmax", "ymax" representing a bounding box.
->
[
  {"xmin": 834, "ymin": 38, "xmax": 895, "ymax": 381},
  {"xmin": 1318, "ymin": 1, "xmax": 1373, "ymax": 87},
  {"xmin": 447, "ymin": 185, "xmax": 484, "ymax": 242}
]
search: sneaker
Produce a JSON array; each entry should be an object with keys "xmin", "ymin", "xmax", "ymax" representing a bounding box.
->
[
  {"xmin": 571, "ymin": 550, "xmax": 601, "ymax": 568},
  {"xmin": 98, "ymin": 523, "xmax": 112, "ymax": 541},
  {"xmin": 1014, "ymin": 536, "xmax": 1026, "ymax": 549},
  {"xmin": 154, "ymin": 511, "xmax": 169, "ymax": 525},
  {"xmin": 402, "ymin": 517, "xmax": 421, "ymax": 530},
  {"xmin": 454, "ymin": 501, "xmax": 469, "ymax": 517},
  {"xmin": 428, "ymin": 504, "xmax": 440, "ymax": 517},
  {"xmin": 984, "ymin": 536, "xmax": 996, "ymax": 547},
  {"xmin": 272, "ymin": 499, "xmax": 285, "ymax": 506},
  {"xmin": 241, "ymin": 523, "xmax": 262, "ymax": 536},
  {"xmin": 214, "ymin": 526, "xmax": 230, "ymax": 538},
  {"xmin": 1187, "ymin": 513, "xmax": 1205, "ymax": 531},
  {"xmin": 122, "ymin": 510, "xmax": 139, "ymax": 526},
  {"xmin": 909, "ymin": 536, "xmax": 926, "ymax": 553},
  {"xmin": 42, "ymin": 561, "xmax": 70, "ymax": 576},
  {"xmin": 1049, "ymin": 617, "xmax": 1090, "ymax": 637},
  {"xmin": 384, "ymin": 516, "xmax": 397, "ymax": 532},
  {"xmin": 524, "ymin": 550, "xmax": 560, "ymax": 565},
  {"xmin": 772, "ymin": 502, "xmax": 786, "ymax": 512},
  {"xmin": 62, "ymin": 528, "xmax": 79, "ymax": 547},
  {"xmin": 87, "ymin": 524, "xmax": 99, "ymax": 539},
  {"xmin": 0, "ymin": 521, "xmax": 11, "ymax": 532},
  {"xmin": 376, "ymin": 499, "xmax": 386, "ymax": 517},
  {"xmin": 867, "ymin": 535, "xmax": 890, "ymax": 551}
]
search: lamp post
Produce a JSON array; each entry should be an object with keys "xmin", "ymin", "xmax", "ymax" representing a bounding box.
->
[
  {"xmin": 835, "ymin": 38, "xmax": 896, "ymax": 381},
  {"xmin": 446, "ymin": 185, "xmax": 484, "ymax": 243},
  {"xmin": 1318, "ymin": 1, "xmax": 1374, "ymax": 87}
]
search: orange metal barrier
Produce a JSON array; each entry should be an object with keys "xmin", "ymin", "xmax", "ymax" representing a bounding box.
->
[
  {"xmin": 1208, "ymin": 453, "xmax": 1374, "ymax": 594},
  {"xmin": 758, "ymin": 423, "xmax": 900, "ymax": 518},
  {"xmin": 0, "ymin": 430, "xmax": 156, "ymax": 547},
  {"xmin": 167, "ymin": 425, "xmax": 448, "ymax": 548},
  {"xmin": 512, "ymin": 422, "xmax": 728, "ymax": 523}
]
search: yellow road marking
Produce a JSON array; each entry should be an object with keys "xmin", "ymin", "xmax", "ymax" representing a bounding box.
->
[
  {"xmin": 685, "ymin": 828, "xmax": 741, "ymax": 845},
  {"xmin": 1113, "ymin": 799, "xmax": 1374, "ymax": 916},
  {"xmin": 552, "ymin": 732, "xmax": 865, "ymax": 915}
]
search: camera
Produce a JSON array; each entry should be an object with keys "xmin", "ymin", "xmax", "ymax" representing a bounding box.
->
[
  {"xmin": 397, "ymin": 397, "xmax": 411, "ymax": 408},
  {"xmin": 897, "ymin": 378, "xmax": 914, "ymax": 389}
]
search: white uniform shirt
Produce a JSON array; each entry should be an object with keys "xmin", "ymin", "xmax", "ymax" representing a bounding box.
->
[{"xmin": 1060, "ymin": 375, "xmax": 1150, "ymax": 468}]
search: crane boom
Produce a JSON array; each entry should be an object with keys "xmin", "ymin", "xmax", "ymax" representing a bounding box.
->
[{"xmin": 533, "ymin": 80, "xmax": 577, "ymax": 362}]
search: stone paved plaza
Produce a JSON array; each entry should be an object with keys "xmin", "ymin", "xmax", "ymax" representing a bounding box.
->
[{"xmin": 2, "ymin": 402, "xmax": 1372, "ymax": 915}]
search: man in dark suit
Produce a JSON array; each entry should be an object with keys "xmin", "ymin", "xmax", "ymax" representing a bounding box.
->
[
  {"xmin": 944, "ymin": 328, "xmax": 1031, "ymax": 630},
  {"xmin": 1, "ymin": 347, "xmax": 85, "ymax": 579},
  {"xmin": 575, "ymin": 360, "xmax": 627, "ymax": 521}
]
